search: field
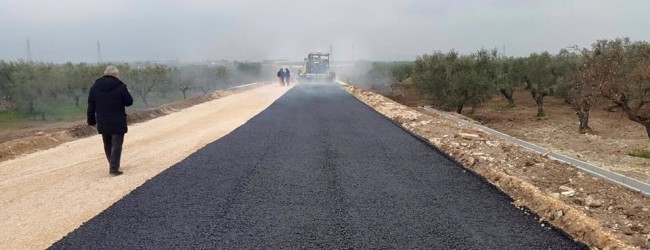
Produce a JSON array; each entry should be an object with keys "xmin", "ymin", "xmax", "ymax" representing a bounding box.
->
[
  {"xmin": 389, "ymin": 84, "xmax": 650, "ymax": 183},
  {"xmin": 0, "ymin": 92, "xmax": 191, "ymax": 132}
]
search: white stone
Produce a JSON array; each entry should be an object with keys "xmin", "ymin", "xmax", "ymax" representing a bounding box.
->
[{"xmin": 561, "ymin": 190, "xmax": 576, "ymax": 197}]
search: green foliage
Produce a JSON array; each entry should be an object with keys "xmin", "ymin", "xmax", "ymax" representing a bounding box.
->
[
  {"xmin": 411, "ymin": 49, "xmax": 496, "ymax": 114},
  {"xmin": 628, "ymin": 150, "xmax": 650, "ymax": 159},
  {"xmin": 0, "ymin": 110, "xmax": 28, "ymax": 121},
  {"xmin": 522, "ymin": 52, "xmax": 555, "ymax": 91},
  {"xmin": 575, "ymin": 38, "xmax": 650, "ymax": 138},
  {"xmin": 490, "ymin": 56, "xmax": 532, "ymax": 105},
  {"xmin": 551, "ymin": 49, "xmax": 582, "ymax": 99},
  {"xmin": 0, "ymin": 61, "xmax": 248, "ymax": 125},
  {"xmin": 508, "ymin": 50, "xmax": 581, "ymax": 117},
  {"xmin": 123, "ymin": 65, "xmax": 171, "ymax": 107},
  {"xmin": 493, "ymin": 103, "xmax": 517, "ymax": 111}
]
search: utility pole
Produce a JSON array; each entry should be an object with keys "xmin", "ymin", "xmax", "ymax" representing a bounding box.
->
[
  {"xmin": 329, "ymin": 44, "xmax": 333, "ymax": 63},
  {"xmin": 26, "ymin": 38, "xmax": 32, "ymax": 62},
  {"xmin": 352, "ymin": 45, "xmax": 355, "ymax": 63},
  {"xmin": 97, "ymin": 40, "xmax": 103, "ymax": 63}
]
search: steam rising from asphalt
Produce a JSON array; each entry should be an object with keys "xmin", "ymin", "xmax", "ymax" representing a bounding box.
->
[{"xmin": 333, "ymin": 62, "xmax": 396, "ymax": 91}]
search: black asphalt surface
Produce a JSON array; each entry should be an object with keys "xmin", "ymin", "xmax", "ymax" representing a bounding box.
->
[{"xmin": 51, "ymin": 83, "xmax": 586, "ymax": 249}]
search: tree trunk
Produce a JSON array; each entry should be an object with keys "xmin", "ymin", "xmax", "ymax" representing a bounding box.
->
[
  {"xmin": 74, "ymin": 96, "xmax": 80, "ymax": 108},
  {"xmin": 181, "ymin": 86, "xmax": 189, "ymax": 99},
  {"xmin": 566, "ymin": 94, "xmax": 593, "ymax": 133},
  {"xmin": 28, "ymin": 100, "xmax": 35, "ymax": 114},
  {"xmin": 139, "ymin": 93, "xmax": 149, "ymax": 107},
  {"xmin": 575, "ymin": 103, "xmax": 592, "ymax": 133},
  {"xmin": 531, "ymin": 91, "xmax": 545, "ymax": 117},
  {"xmin": 456, "ymin": 98, "xmax": 466, "ymax": 114},
  {"xmin": 617, "ymin": 97, "xmax": 650, "ymax": 139},
  {"xmin": 499, "ymin": 88, "xmax": 515, "ymax": 105}
]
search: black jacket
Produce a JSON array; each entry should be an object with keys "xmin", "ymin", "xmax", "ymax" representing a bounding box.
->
[{"xmin": 87, "ymin": 75, "xmax": 134, "ymax": 134}]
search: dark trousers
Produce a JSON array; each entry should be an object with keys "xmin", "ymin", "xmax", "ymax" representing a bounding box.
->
[{"xmin": 101, "ymin": 134, "xmax": 124, "ymax": 171}]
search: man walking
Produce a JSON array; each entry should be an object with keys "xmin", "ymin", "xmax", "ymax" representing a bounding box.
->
[
  {"xmin": 277, "ymin": 68, "xmax": 285, "ymax": 86},
  {"xmin": 284, "ymin": 67, "xmax": 291, "ymax": 86},
  {"xmin": 87, "ymin": 65, "xmax": 134, "ymax": 176}
]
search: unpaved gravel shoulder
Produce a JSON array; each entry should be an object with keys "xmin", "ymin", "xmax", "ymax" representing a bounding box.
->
[
  {"xmin": 342, "ymin": 84, "xmax": 650, "ymax": 250},
  {"xmin": 0, "ymin": 83, "xmax": 266, "ymax": 163},
  {"xmin": 0, "ymin": 84, "xmax": 292, "ymax": 250}
]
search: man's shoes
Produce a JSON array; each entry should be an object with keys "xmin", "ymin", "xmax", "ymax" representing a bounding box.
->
[{"xmin": 109, "ymin": 170, "xmax": 123, "ymax": 176}]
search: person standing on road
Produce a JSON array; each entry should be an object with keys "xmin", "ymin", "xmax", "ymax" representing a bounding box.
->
[
  {"xmin": 277, "ymin": 68, "xmax": 285, "ymax": 86},
  {"xmin": 284, "ymin": 67, "xmax": 291, "ymax": 86},
  {"xmin": 87, "ymin": 65, "xmax": 134, "ymax": 176}
]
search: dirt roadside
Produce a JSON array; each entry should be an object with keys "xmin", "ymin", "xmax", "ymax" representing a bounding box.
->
[
  {"xmin": 0, "ymin": 83, "xmax": 268, "ymax": 163},
  {"xmin": 343, "ymin": 84, "xmax": 650, "ymax": 249},
  {"xmin": 393, "ymin": 86, "xmax": 650, "ymax": 184},
  {"xmin": 0, "ymin": 84, "xmax": 292, "ymax": 250}
]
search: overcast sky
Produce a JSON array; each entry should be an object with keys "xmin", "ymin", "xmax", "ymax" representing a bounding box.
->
[{"xmin": 0, "ymin": 0, "xmax": 648, "ymax": 63}]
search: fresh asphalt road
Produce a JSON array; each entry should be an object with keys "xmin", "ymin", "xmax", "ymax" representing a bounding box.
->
[{"xmin": 50, "ymin": 83, "xmax": 586, "ymax": 249}]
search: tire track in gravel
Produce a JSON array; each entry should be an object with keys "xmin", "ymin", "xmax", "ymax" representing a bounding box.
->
[{"xmin": 50, "ymin": 83, "xmax": 587, "ymax": 249}]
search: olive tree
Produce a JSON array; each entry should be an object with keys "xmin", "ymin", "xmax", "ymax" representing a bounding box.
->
[
  {"xmin": 610, "ymin": 40, "xmax": 650, "ymax": 137},
  {"xmin": 568, "ymin": 40, "xmax": 624, "ymax": 133},
  {"xmin": 124, "ymin": 65, "xmax": 169, "ymax": 107},
  {"xmin": 7, "ymin": 62, "xmax": 65, "ymax": 120},
  {"xmin": 169, "ymin": 66, "xmax": 195, "ymax": 99},
  {"xmin": 520, "ymin": 52, "xmax": 556, "ymax": 117},
  {"xmin": 412, "ymin": 52, "xmax": 449, "ymax": 107},
  {"xmin": 412, "ymin": 50, "xmax": 495, "ymax": 114},
  {"xmin": 0, "ymin": 61, "xmax": 13, "ymax": 105},
  {"xmin": 64, "ymin": 63, "xmax": 101, "ymax": 108}
]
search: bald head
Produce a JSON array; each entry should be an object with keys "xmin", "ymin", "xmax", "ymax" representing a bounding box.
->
[{"xmin": 104, "ymin": 65, "xmax": 120, "ymax": 77}]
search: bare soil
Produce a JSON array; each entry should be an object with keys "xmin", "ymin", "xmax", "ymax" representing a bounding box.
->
[
  {"xmin": 392, "ymin": 85, "xmax": 650, "ymax": 183},
  {"xmin": 345, "ymin": 83, "xmax": 650, "ymax": 249},
  {"xmin": 0, "ymin": 83, "xmax": 292, "ymax": 250}
]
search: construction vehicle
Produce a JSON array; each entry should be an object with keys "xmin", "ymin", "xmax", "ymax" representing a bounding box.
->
[{"xmin": 298, "ymin": 52, "xmax": 335, "ymax": 82}]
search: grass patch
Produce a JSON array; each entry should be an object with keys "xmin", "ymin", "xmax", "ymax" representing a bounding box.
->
[
  {"xmin": 0, "ymin": 110, "xmax": 28, "ymax": 121},
  {"xmin": 130, "ymin": 92, "xmax": 186, "ymax": 110},
  {"xmin": 42, "ymin": 102, "xmax": 86, "ymax": 121},
  {"xmin": 1, "ymin": 91, "xmax": 191, "ymax": 132},
  {"xmin": 493, "ymin": 103, "xmax": 517, "ymax": 111},
  {"xmin": 628, "ymin": 150, "xmax": 650, "ymax": 159}
]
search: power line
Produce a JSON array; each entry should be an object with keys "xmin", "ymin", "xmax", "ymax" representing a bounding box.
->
[{"xmin": 330, "ymin": 44, "xmax": 333, "ymax": 63}]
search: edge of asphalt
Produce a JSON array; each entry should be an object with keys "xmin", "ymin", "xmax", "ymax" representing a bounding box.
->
[
  {"xmin": 336, "ymin": 80, "xmax": 649, "ymax": 197},
  {"xmin": 334, "ymin": 80, "xmax": 584, "ymax": 245}
]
